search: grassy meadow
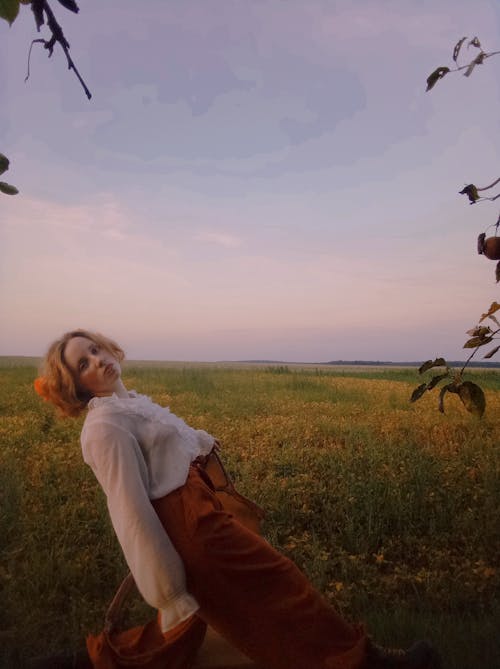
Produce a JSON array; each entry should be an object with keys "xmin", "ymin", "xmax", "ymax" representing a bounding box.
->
[{"xmin": 1, "ymin": 359, "xmax": 499, "ymax": 668}]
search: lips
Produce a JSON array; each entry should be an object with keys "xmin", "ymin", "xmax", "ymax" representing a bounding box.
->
[{"xmin": 104, "ymin": 363, "xmax": 115, "ymax": 376}]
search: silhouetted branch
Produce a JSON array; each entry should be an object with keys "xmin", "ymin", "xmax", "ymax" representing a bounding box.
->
[
  {"xmin": 24, "ymin": 0, "xmax": 91, "ymax": 99},
  {"xmin": 426, "ymin": 36, "xmax": 500, "ymax": 91},
  {"xmin": 476, "ymin": 177, "xmax": 500, "ymax": 191}
]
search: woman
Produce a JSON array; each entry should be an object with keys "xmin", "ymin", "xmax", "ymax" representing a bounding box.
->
[{"xmin": 35, "ymin": 329, "xmax": 440, "ymax": 669}]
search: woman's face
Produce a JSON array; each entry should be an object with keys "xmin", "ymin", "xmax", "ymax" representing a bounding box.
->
[{"xmin": 64, "ymin": 336, "xmax": 122, "ymax": 397}]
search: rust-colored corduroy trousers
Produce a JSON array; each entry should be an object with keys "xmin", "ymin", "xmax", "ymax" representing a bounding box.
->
[{"xmin": 151, "ymin": 464, "xmax": 368, "ymax": 669}]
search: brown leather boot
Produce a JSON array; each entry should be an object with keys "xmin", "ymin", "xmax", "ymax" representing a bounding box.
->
[{"xmin": 365, "ymin": 639, "xmax": 441, "ymax": 668}]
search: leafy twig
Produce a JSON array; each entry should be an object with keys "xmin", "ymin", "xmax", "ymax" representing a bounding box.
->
[
  {"xmin": 411, "ymin": 302, "xmax": 500, "ymax": 417},
  {"xmin": 418, "ymin": 38, "xmax": 499, "ymax": 416},
  {"xmin": 426, "ymin": 36, "xmax": 500, "ymax": 90},
  {"xmin": 459, "ymin": 180, "xmax": 500, "ymax": 208}
]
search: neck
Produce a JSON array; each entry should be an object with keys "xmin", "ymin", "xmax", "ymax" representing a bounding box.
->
[
  {"xmin": 113, "ymin": 378, "xmax": 130, "ymax": 398},
  {"xmin": 93, "ymin": 378, "xmax": 130, "ymax": 399}
]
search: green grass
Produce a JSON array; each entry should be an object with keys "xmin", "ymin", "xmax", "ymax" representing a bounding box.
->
[{"xmin": 0, "ymin": 362, "xmax": 499, "ymax": 668}]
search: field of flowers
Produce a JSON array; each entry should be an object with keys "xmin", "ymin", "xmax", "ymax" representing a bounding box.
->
[{"xmin": 1, "ymin": 359, "xmax": 499, "ymax": 668}]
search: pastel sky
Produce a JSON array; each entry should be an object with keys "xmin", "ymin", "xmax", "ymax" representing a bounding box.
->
[{"xmin": 1, "ymin": 0, "xmax": 499, "ymax": 362}]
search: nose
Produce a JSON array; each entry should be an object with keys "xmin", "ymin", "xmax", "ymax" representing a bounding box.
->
[{"xmin": 91, "ymin": 352, "xmax": 105, "ymax": 367}]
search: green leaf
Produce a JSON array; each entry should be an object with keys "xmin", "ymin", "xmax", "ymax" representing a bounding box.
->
[
  {"xmin": 426, "ymin": 66, "xmax": 450, "ymax": 91},
  {"xmin": 458, "ymin": 381, "xmax": 486, "ymax": 417},
  {"xmin": 463, "ymin": 335, "xmax": 493, "ymax": 349},
  {"xmin": 487, "ymin": 314, "xmax": 499, "ymax": 327},
  {"xmin": 0, "ymin": 152, "xmax": 9, "ymax": 176},
  {"xmin": 464, "ymin": 53, "xmax": 486, "ymax": 78},
  {"xmin": 426, "ymin": 373, "xmax": 449, "ymax": 391},
  {"xmin": 459, "ymin": 184, "xmax": 479, "ymax": 204},
  {"xmin": 453, "ymin": 36, "xmax": 467, "ymax": 63},
  {"xmin": 418, "ymin": 358, "xmax": 447, "ymax": 374},
  {"xmin": 410, "ymin": 383, "xmax": 427, "ymax": 403},
  {"xmin": 438, "ymin": 384, "xmax": 450, "ymax": 414},
  {"xmin": 0, "ymin": 0, "xmax": 20, "ymax": 25},
  {"xmin": 0, "ymin": 181, "xmax": 19, "ymax": 195},
  {"xmin": 484, "ymin": 345, "xmax": 500, "ymax": 360},
  {"xmin": 438, "ymin": 382, "xmax": 459, "ymax": 414},
  {"xmin": 477, "ymin": 232, "xmax": 486, "ymax": 254},
  {"xmin": 479, "ymin": 302, "xmax": 500, "ymax": 323},
  {"xmin": 56, "ymin": 0, "xmax": 80, "ymax": 13},
  {"xmin": 466, "ymin": 326, "xmax": 491, "ymax": 338}
]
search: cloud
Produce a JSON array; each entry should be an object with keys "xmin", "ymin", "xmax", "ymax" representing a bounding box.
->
[
  {"xmin": 193, "ymin": 230, "xmax": 243, "ymax": 248},
  {"xmin": 2, "ymin": 193, "xmax": 150, "ymax": 246}
]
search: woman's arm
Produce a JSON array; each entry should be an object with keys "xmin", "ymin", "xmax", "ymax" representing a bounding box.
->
[{"xmin": 82, "ymin": 421, "xmax": 199, "ymax": 629}]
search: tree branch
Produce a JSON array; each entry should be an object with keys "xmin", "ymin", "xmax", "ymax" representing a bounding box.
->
[
  {"xmin": 453, "ymin": 49, "xmax": 500, "ymax": 75},
  {"xmin": 476, "ymin": 177, "xmax": 500, "ymax": 192},
  {"xmin": 24, "ymin": 0, "xmax": 91, "ymax": 100}
]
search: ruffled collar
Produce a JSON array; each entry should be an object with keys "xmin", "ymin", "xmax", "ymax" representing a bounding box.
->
[
  {"xmin": 88, "ymin": 390, "xmax": 139, "ymax": 409},
  {"xmin": 87, "ymin": 391, "xmax": 171, "ymax": 422}
]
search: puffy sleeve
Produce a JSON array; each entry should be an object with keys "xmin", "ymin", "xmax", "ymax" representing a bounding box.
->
[{"xmin": 81, "ymin": 421, "xmax": 199, "ymax": 631}]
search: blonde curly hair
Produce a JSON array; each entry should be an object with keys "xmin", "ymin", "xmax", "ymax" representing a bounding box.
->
[{"xmin": 35, "ymin": 329, "xmax": 125, "ymax": 417}]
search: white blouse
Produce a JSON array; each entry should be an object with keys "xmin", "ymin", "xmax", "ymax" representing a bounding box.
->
[{"xmin": 80, "ymin": 391, "xmax": 216, "ymax": 632}]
